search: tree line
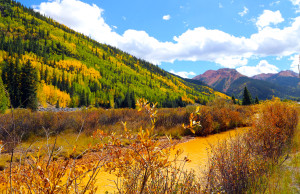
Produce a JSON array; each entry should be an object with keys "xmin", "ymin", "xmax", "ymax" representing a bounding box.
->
[{"xmin": 231, "ymin": 86, "xmax": 259, "ymax": 105}]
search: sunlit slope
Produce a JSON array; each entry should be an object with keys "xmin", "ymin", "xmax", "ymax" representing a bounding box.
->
[{"xmin": 0, "ymin": 0, "xmax": 228, "ymax": 108}]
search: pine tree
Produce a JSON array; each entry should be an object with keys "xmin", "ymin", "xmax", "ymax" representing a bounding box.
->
[
  {"xmin": 123, "ymin": 90, "xmax": 131, "ymax": 108},
  {"xmin": 20, "ymin": 60, "xmax": 38, "ymax": 110},
  {"xmin": 255, "ymin": 96, "xmax": 259, "ymax": 104},
  {"xmin": 86, "ymin": 92, "xmax": 91, "ymax": 106},
  {"xmin": 95, "ymin": 99, "xmax": 99, "ymax": 108},
  {"xmin": 79, "ymin": 90, "xmax": 87, "ymax": 107},
  {"xmin": 56, "ymin": 100, "xmax": 60, "ymax": 108},
  {"xmin": 231, "ymin": 95, "xmax": 236, "ymax": 104},
  {"xmin": 0, "ymin": 76, "xmax": 9, "ymax": 113},
  {"xmin": 130, "ymin": 91, "xmax": 136, "ymax": 109},
  {"xmin": 2, "ymin": 58, "xmax": 22, "ymax": 108},
  {"xmin": 242, "ymin": 86, "xmax": 252, "ymax": 105}
]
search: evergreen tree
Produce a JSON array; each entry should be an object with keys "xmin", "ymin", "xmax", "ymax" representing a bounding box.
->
[
  {"xmin": 123, "ymin": 90, "xmax": 131, "ymax": 108},
  {"xmin": 95, "ymin": 99, "xmax": 99, "ymax": 108},
  {"xmin": 20, "ymin": 60, "xmax": 38, "ymax": 110},
  {"xmin": 130, "ymin": 91, "xmax": 136, "ymax": 109},
  {"xmin": 86, "ymin": 92, "xmax": 91, "ymax": 106},
  {"xmin": 70, "ymin": 97, "xmax": 76, "ymax": 108},
  {"xmin": 52, "ymin": 71, "xmax": 57, "ymax": 86},
  {"xmin": 2, "ymin": 58, "xmax": 22, "ymax": 108},
  {"xmin": 0, "ymin": 76, "xmax": 9, "ymax": 113},
  {"xmin": 255, "ymin": 96, "xmax": 259, "ymax": 104},
  {"xmin": 242, "ymin": 86, "xmax": 252, "ymax": 105},
  {"xmin": 231, "ymin": 95, "xmax": 236, "ymax": 104},
  {"xmin": 79, "ymin": 90, "xmax": 87, "ymax": 107},
  {"xmin": 56, "ymin": 100, "xmax": 60, "ymax": 108}
]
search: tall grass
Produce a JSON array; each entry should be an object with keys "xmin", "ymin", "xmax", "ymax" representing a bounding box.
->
[
  {"xmin": 258, "ymin": 105, "xmax": 300, "ymax": 193},
  {"xmin": 204, "ymin": 98, "xmax": 299, "ymax": 193}
]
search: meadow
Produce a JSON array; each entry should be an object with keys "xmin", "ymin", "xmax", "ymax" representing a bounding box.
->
[{"xmin": 0, "ymin": 98, "xmax": 298, "ymax": 193}]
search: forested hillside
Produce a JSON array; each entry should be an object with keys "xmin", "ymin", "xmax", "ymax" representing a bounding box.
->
[{"xmin": 0, "ymin": 0, "xmax": 226, "ymax": 109}]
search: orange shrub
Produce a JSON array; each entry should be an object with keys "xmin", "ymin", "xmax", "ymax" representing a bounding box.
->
[
  {"xmin": 248, "ymin": 98, "xmax": 298, "ymax": 160},
  {"xmin": 204, "ymin": 98, "xmax": 299, "ymax": 193}
]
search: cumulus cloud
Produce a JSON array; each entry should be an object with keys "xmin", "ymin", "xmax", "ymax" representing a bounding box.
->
[
  {"xmin": 256, "ymin": 10, "xmax": 284, "ymax": 30},
  {"xmin": 289, "ymin": 54, "xmax": 300, "ymax": 73},
  {"xmin": 170, "ymin": 70, "xmax": 196, "ymax": 78},
  {"xmin": 35, "ymin": 1, "xmax": 300, "ymax": 69},
  {"xmin": 251, "ymin": 16, "xmax": 300, "ymax": 56},
  {"xmin": 116, "ymin": 30, "xmax": 175, "ymax": 64},
  {"xmin": 163, "ymin": 15, "xmax": 171, "ymax": 21},
  {"xmin": 35, "ymin": 0, "xmax": 120, "ymax": 45},
  {"xmin": 290, "ymin": 0, "xmax": 300, "ymax": 12},
  {"xmin": 171, "ymin": 27, "xmax": 256, "ymax": 65},
  {"xmin": 237, "ymin": 60, "xmax": 279, "ymax": 76},
  {"xmin": 215, "ymin": 56, "xmax": 248, "ymax": 68},
  {"xmin": 238, "ymin": 6, "xmax": 248, "ymax": 17}
]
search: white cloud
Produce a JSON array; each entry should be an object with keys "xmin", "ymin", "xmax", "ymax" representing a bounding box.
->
[
  {"xmin": 250, "ymin": 16, "xmax": 300, "ymax": 56},
  {"xmin": 270, "ymin": 1, "xmax": 280, "ymax": 6},
  {"xmin": 238, "ymin": 6, "xmax": 248, "ymax": 17},
  {"xmin": 289, "ymin": 54, "xmax": 300, "ymax": 73},
  {"xmin": 256, "ymin": 10, "xmax": 284, "ymax": 30},
  {"xmin": 35, "ymin": 1, "xmax": 300, "ymax": 69},
  {"xmin": 35, "ymin": 0, "xmax": 120, "ymax": 46},
  {"xmin": 163, "ymin": 15, "xmax": 171, "ymax": 21},
  {"xmin": 172, "ymin": 27, "xmax": 256, "ymax": 62},
  {"xmin": 215, "ymin": 56, "xmax": 248, "ymax": 68},
  {"xmin": 116, "ymin": 30, "xmax": 175, "ymax": 64},
  {"xmin": 170, "ymin": 70, "xmax": 196, "ymax": 78},
  {"xmin": 237, "ymin": 60, "xmax": 279, "ymax": 76},
  {"xmin": 290, "ymin": 0, "xmax": 300, "ymax": 13}
]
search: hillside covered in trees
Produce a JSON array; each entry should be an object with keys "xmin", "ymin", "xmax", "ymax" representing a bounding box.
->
[{"xmin": 0, "ymin": 0, "xmax": 227, "ymax": 110}]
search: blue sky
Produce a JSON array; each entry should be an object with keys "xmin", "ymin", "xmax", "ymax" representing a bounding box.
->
[{"xmin": 21, "ymin": 0, "xmax": 300, "ymax": 78}]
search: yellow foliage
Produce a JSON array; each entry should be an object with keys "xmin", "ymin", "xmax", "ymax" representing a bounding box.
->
[
  {"xmin": 56, "ymin": 60, "xmax": 101, "ymax": 79},
  {"xmin": 38, "ymin": 81, "xmax": 71, "ymax": 108},
  {"xmin": 182, "ymin": 95, "xmax": 195, "ymax": 104},
  {"xmin": 215, "ymin": 91, "xmax": 230, "ymax": 99}
]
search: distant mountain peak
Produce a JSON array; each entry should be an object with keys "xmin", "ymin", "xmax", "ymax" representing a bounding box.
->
[
  {"xmin": 193, "ymin": 68, "xmax": 243, "ymax": 79},
  {"xmin": 277, "ymin": 70, "xmax": 298, "ymax": 77},
  {"xmin": 193, "ymin": 68, "xmax": 245, "ymax": 92},
  {"xmin": 252, "ymin": 73, "xmax": 275, "ymax": 80},
  {"xmin": 193, "ymin": 68, "xmax": 300, "ymax": 100},
  {"xmin": 252, "ymin": 70, "xmax": 298, "ymax": 81}
]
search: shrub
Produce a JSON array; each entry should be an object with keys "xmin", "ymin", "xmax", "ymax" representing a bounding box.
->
[
  {"xmin": 248, "ymin": 98, "xmax": 298, "ymax": 160},
  {"xmin": 203, "ymin": 98, "xmax": 299, "ymax": 193},
  {"xmin": 205, "ymin": 135, "xmax": 266, "ymax": 193}
]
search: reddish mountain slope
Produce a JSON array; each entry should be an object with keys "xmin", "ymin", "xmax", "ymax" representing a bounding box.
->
[
  {"xmin": 193, "ymin": 68, "xmax": 245, "ymax": 92},
  {"xmin": 252, "ymin": 73, "xmax": 275, "ymax": 80},
  {"xmin": 277, "ymin": 70, "xmax": 298, "ymax": 77},
  {"xmin": 253, "ymin": 70, "xmax": 298, "ymax": 80}
]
